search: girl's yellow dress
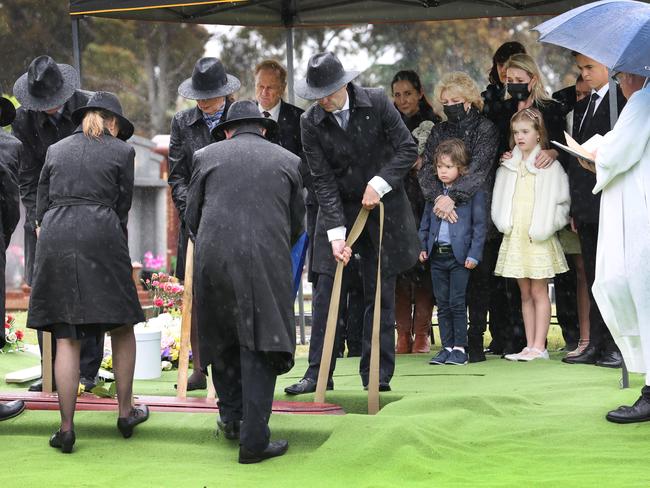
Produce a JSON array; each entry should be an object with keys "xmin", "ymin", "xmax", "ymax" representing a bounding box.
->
[{"xmin": 494, "ymin": 161, "xmax": 568, "ymax": 279}]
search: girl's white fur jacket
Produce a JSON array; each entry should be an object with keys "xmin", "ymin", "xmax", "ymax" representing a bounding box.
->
[{"xmin": 491, "ymin": 145, "xmax": 570, "ymax": 242}]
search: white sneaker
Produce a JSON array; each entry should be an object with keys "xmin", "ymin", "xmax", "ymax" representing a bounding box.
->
[
  {"xmin": 518, "ymin": 348, "xmax": 549, "ymax": 361},
  {"xmin": 505, "ymin": 347, "xmax": 530, "ymax": 361}
]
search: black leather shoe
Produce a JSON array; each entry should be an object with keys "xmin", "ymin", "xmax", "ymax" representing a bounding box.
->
[
  {"xmin": 468, "ymin": 349, "xmax": 486, "ymax": 363},
  {"xmin": 117, "ymin": 405, "xmax": 150, "ymax": 438},
  {"xmin": 606, "ymin": 395, "xmax": 650, "ymax": 424},
  {"xmin": 596, "ymin": 350, "xmax": 623, "ymax": 368},
  {"xmin": 217, "ymin": 418, "xmax": 240, "ymax": 440},
  {"xmin": 562, "ymin": 345, "xmax": 599, "ymax": 364},
  {"xmin": 239, "ymin": 440, "xmax": 288, "ymax": 464},
  {"xmin": 49, "ymin": 429, "xmax": 76, "ymax": 453},
  {"xmin": 363, "ymin": 383, "xmax": 391, "ymax": 392},
  {"xmin": 484, "ymin": 342, "xmax": 503, "ymax": 355},
  {"xmin": 28, "ymin": 379, "xmax": 43, "ymax": 392},
  {"xmin": 284, "ymin": 378, "xmax": 333, "ymax": 395},
  {"xmin": 0, "ymin": 400, "xmax": 25, "ymax": 421}
]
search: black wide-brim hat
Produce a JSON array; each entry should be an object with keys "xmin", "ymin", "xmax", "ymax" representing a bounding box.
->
[
  {"xmin": 295, "ymin": 52, "xmax": 360, "ymax": 100},
  {"xmin": 71, "ymin": 91, "xmax": 135, "ymax": 141},
  {"xmin": 178, "ymin": 57, "xmax": 241, "ymax": 100},
  {"xmin": 211, "ymin": 100, "xmax": 279, "ymax": 141},
  {"xmin": 0, "ymin": 96, "xmax": 16, "ymax": 127},
  {"xmin": 13, "ymin": 55, "xmax": 80, "ymax": 111}
]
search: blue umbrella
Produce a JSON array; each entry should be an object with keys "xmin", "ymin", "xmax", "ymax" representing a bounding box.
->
[{"xmin": 534, "ymin": 0, "xmax": 650, "ymax": 77}]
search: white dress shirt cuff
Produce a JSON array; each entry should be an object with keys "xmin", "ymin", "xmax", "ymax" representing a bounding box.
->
[
  {"xmin": 327, "ymin": 226, "xmax": 347, "ymax": 242},
  {"xmin": 368, "ymin": 176, "xmax": 392, "ymax": 198}
]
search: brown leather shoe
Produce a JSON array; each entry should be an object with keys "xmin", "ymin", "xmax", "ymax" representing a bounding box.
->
[
  {"xmin": 412, "ymin": 334, "xmax": 431, "ymax": 353},
  {"xmin": 395, "ymin": 332, "xmax": 412, "ymax": 354}
]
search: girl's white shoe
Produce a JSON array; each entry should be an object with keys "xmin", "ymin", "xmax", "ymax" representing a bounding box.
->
[
  {"xmin": 518, "ymin": 347, "xmax": 549, "ymax": 361},
  {"xmin": 505, "ymin": 347, "xmax": 530, "ymax": 361}
]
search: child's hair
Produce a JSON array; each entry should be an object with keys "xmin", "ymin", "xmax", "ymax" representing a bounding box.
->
[
  {"xmin": 434, "ymin": 138, "xmax": 470, "ymax": 176},
  {"xmin": 509, "ymin": 107, "xmax": 549, "ymax": 149}
]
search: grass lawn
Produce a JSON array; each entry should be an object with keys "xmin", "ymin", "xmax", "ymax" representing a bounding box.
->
[{"xmin": 2, "ymin": 323, "xmax": 649, "ymax": 487}]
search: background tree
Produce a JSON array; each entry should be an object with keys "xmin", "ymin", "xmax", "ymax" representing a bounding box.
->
[
  {"xmin": 0, "ymin": 1, "xmax": 209, "ymax": 136},
  {"xmin": 210, "ymin": 17, "xmax": 578, "ymax": 111}
]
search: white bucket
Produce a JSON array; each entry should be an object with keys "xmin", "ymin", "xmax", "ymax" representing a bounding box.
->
[{"xmin": 134, "ymin": 328, "xmax": 162, "ymax": 380}]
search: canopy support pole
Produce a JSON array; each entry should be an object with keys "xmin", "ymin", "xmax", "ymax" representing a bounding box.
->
[
  {"xmin": 72, "ymin": 16, "xmax": 82, "ymax": 79},
  {"xmin": 286, "ymin": 27, "xmax": 295, "ymax": 104},
  {"xmin": 608, "ymin": 72, "xmax": 619, "ymax": 129}
]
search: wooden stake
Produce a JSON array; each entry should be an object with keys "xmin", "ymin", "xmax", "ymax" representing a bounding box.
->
[
  {"xmin": 42, "ymin": 331, "xmax": 54, "ymax": 393},
  {"xmin": 176, "ymin": 240, "xmax": 194, "ymax": 399}
]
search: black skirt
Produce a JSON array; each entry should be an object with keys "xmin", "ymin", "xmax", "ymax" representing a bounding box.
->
[{"xmin": 43, "ymin": 323, "xmax": 131, "ymax": 340}]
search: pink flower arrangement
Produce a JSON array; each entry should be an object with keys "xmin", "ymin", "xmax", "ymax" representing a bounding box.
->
[
  {"xmin": 142, "ymin": 272, "xmax": 184, "ymax": 314},
  {"xmin": 143, "ymin": 251, "xmax": 166, "ymax": 271}
]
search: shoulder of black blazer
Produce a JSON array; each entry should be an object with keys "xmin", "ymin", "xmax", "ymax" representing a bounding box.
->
[{"xmin": 572, "ymin": 87, "xmax": 626, "ymax": 138}]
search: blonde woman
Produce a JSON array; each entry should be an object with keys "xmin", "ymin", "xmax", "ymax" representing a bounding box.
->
[
  {"xmin": 27, "ymin": 92, "xmax": 148, "ymax": 453},
  {"xmin": 497, "ymin": 53, "xmax": 566, "ymax": 169},
  {"xmin": 417, "ymin": 71, "xmax": 499, "ymax": 363}
]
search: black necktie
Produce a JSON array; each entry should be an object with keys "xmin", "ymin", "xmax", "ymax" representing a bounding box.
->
[
  {"xmin": 579, "ymin": 92, "xmax": 599, "ymax": 137},
  {"xmin": 263, "ymin": 111, "xmax": 271, "ymax": 118}
]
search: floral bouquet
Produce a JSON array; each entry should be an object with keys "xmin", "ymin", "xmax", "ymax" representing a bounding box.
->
[
  {"xmin": 142, "ymin": 272, "xmax": 184, "ymax": 314},
  {"xmin": 143, "ymin": 251, "xmax": 166, "ymax": 271},
  {"xmin": 2, "ymin": 314, "xmax": 24, "ymax": 353}
]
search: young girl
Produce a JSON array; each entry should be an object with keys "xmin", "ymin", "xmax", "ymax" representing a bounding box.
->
[
  {"xmin": 419, "ymin": 139, "xmax": 487, "ymax": 366},
  {"xmin": 491, "ymin": 108, "xmax": 570, "ymax": 361}
]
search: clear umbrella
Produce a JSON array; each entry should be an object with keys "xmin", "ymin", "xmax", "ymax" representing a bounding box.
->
[{"xmin": 533, "ymin": 0, "xmax": 650, "ymax": 77}]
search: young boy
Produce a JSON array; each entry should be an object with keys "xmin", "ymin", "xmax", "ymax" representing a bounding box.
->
[{"xmin": 419, "ymin": 138, "xmax": 487, "ymax": 365}]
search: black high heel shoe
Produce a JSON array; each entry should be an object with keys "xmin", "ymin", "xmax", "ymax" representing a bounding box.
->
[
  {"xmin": 49, "ymin": 430, "xmax": 76, "ymax": 453},
  {"xmin": 117, "ymin": 405, "xmax": 149, "ymax": 438}
]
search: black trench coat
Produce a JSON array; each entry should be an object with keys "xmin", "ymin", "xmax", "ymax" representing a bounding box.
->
[
  {"xmin": 300, "ymin": 83, "xmax": 420, "ymax": 278},
  {"xmin": 27, "ymin": 130, "xmax": 144, "ymax": 328},
  {"xmin": 0, "ymin": 131, "xmax": 21, "ymax": 345},
  {"xmin": 168, "ymin": 101, "xmax": 231, "ymax": 280},
  {"xmin": 185, "ymin": 129, "xmax": 305, "ymax": 374}
]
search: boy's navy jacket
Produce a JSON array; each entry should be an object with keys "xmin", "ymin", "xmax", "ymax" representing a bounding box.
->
[{"xmin": 418, "ymin": 189, "xmax": 487, "ymax": 266}]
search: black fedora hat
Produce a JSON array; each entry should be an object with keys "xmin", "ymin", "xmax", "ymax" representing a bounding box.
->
[
  {"xmin": 71, "ymin": 91, "xmax": 134, "ymax": 141},
  {"xmin": 295, "ymin": 52, "xmax": 360, "ymax": 100},
  {"xmin": 211, "ymin": 100, "xmax": 279, "ymax": 141},
  {"xmin": 13, "ymin": 55, "xmax": 80, "ymax": 111},
  {"xmin": 178, "ymin": 57, "xmax": 241, "ymax": 100},
  {"xmin": 0, "ymin": 96, "xmax": 16, "ymax": 127}
]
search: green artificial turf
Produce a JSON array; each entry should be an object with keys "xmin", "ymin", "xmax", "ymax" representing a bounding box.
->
[{"xmin": 1, "ymin": 348, "xmax": 649, "ymax": 487}]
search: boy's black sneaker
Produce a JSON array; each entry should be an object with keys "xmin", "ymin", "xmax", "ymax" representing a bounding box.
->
[
  {"xmin": 429, "ymin": 349, "xmax": 450, "ymax": 365},
  {"xmin": 446, "ymin": 349, "xmax": 468, "ymax": 365}
]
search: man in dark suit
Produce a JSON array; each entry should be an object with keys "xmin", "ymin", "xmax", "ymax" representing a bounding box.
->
[
  {"xmin": 12, "ymin": 55, "xmax": 101, "ymax": 392},
  {"xmin": 255, "ymin": 59, "xmax": 365, "ymax": 357},
  {"xmin": 562, "ymin": 52, "xmax": 626, "ymax": 368},
  {"xmin": 185, "ymin": 101, "xmax": 304, "ymax": 463},
  {"xmin": 284, "ymin": 52, "xmax": 419, "ymax": 394},
  {"xmin": 168, "ymin": 57, "xmax": 240, "ymax": 390},
  {"xmin": 0, "ymin": 95, "xmax": 26, "ymax": 421}
]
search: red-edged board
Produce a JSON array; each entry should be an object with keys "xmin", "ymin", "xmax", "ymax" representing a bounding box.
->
[{"xmin": 0, "ymin": 392, "xmax": 344, "ymax": 415}]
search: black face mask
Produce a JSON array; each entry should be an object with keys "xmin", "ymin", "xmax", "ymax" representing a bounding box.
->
[
  {"xmin": 507, "ymin": 83, "xmax": 531, "ymax": 101},
  {"xmin": 443, "ymin": 103, "xmax": 467, "ymax": 123}
]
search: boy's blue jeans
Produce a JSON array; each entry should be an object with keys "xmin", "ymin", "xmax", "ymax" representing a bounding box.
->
[{"xmin": 430, "ymin": 249, "xmax": 470, "ymax": 348}]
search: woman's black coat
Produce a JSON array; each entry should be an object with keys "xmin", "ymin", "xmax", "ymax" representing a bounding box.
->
[
  {"xmin": 27, "ymin": 130, "xmax": 144, "ymax": 328},
  {"xmin": 418, "ymin": 108, "xmax": 499, "ymax": 206}
]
